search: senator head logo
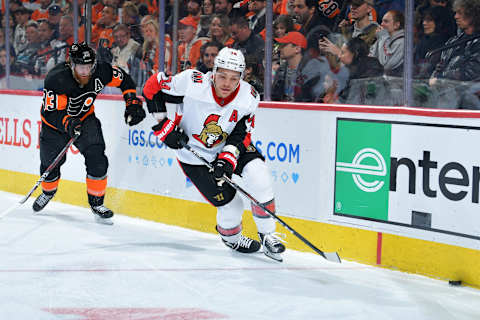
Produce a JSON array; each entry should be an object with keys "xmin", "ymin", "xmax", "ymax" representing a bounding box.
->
[
  {"xmin": 335, "ymin": 148, "xmax": 387, "ymax": 192},
  {"xmin": 193, "ymin": 114, "xmax": 228, "ymax": 148}
]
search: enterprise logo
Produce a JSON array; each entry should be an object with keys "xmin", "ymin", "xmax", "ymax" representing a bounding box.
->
[{"xmin": 336, "ymin": 148, "xmax": 387, "ymax": 193}]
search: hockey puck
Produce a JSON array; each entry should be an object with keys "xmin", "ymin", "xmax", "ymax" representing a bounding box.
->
[{"xmin": 448, "ymin": 280, "xmax": 462, "ymax": 286}]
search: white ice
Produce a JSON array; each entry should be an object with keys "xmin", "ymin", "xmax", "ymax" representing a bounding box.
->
[{"xmin": 0, "ymin": 190, "xmax": 479, "ymax": 320}]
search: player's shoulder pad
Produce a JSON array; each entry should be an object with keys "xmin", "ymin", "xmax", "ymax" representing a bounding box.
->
[
  {"xmin": 249, "ymin": 83, "xmax": 260, "ymax": 101},
  {"xmin": 178, "ymin": 69, "xmax": 207, "ymax": 85},
  {"xmin": 240, "ymin": 80, "xmax": 260, "ymax": 103},
  {"xmin": 44, "ymin": 63, "xmax": 70, "ymax": 92},
  {"xmin": 191, "ymin": 70, "xmax": 205, "ymax": 84},
  {"xmin": 95, "ymin": 61, "xmax": 115, "ymax": 78}
]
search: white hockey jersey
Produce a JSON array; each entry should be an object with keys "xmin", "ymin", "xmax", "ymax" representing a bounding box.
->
[{"xmin": 155, "ymin": 69, "xmax": 260, "ymax": 165}]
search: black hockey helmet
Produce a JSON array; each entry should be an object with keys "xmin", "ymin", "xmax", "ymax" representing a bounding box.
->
[{"xmin": 69, "ymin": 42, "xmax": 96, "ymax": 65}]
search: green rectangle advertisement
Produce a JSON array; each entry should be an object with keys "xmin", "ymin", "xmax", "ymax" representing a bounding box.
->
[{"xmin": 334, "ymin": 119, "xmax": 391, "ymax": 221}]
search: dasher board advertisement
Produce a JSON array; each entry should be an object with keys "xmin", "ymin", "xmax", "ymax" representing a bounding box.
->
[{"xmin": 334, "ymin": 118, "xmax": 480, "ymax": 240}]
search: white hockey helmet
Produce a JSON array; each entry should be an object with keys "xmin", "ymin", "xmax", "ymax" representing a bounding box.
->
[{"xmin": 213, "ymin": 47, "xmax": 246, "ymax": 78}]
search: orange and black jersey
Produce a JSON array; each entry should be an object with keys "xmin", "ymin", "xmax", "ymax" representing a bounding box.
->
[{"xmin": 40, "ymin": 61, "xmax": 137, "ymax": 131}]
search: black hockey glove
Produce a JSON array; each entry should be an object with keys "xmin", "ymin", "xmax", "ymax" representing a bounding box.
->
[
  {"xmin": 212, "ymin": 151, "xmax": 237, "ymax": 180},
  {"xmin": 64, "ymin": 117, "xmax": 82, "ymax": 138},
  {"xmin": 152, "ymin": 118, "xmax": 189, "ymax": 149},
  {"xmin": 124, "ymin": 97, "xmax": 146, "ymax": 126}
]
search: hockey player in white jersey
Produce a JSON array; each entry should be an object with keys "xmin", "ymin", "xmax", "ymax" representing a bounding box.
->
[{"xmin": 142, "ymin": 47, "xmax": 286, "ymax": 261}]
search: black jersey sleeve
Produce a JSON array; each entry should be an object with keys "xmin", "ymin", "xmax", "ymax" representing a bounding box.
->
[
  {"xmin": 40, "ymin": 64, "xmax": 70, "ymax": 131},
  {"xmin": 103, "ymin": 63, "xmax": 137, "ymax": 100},
  {"xmin": 225, "ymin": 114, "xmax": 255, "ymax": 155}
]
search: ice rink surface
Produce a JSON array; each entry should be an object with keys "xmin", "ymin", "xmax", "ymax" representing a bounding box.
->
[{"xmin": 0, "ymin": 191, "xmax": 479, "ymax": 320}]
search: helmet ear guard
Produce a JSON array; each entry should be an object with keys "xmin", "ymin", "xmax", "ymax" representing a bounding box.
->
[{"xmin": 213, "ymin": 47, "xmax": 246, "ymax": 79}]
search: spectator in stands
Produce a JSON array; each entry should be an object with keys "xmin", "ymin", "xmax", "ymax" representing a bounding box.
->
[
  {"xmin": 336, "ymin": 37, "xmax": 383, "ymax": 102},
  {"xmin": 230, "ymin": 16, "xmax": 264, "ymax": 59},
  {"xmin": 187, "ymin": 0, "xmax": 202, "ymax": 19},
  {"xmin": 44, "ymin": 15, "xmax": 74, "ymax": 71},
  {"xmin": 0, "ymin": 47, "xmax": 7, "ymax": 78},
  {"xmin": 198, "ymin": 14, "xmax": 213, "ymax": 38},
  {"xmin": 129, "ymin": 15, "xmax": 172, "ymax": 87},
  {"xmin": 209, "ymin": 14, "xmax": 233, "ymax": 46},
  {"xmin": 215, "ymin": 0, "xmax": 236, "ymax": 19},
  {"xmin": 273, "ymin": 14, "xmax": 295, "ymax": 38},
  {"xmin": 140, "ymin": 15, "xmax": 160, "ymax": 74},
  {"xmin": 178, "ymin": 15, "xmax": 209, "ymax": 71},
  {"xmin": 13, "ymin": 6, "xmax": 31, "ymax": 55},
  {"xmin": 202, "ymin": 0, "xmax": 215, "ymax": 15},
  {"xmin": 188, "ymin": 0, "xmax": 209, "ymax": 37},
  {"xmin": 122, "ymin": 1, "xmax": 144, "ymax": 44},
  {"xmin": 340, "ymin": 0, "xmax": 379, "ymax": 47},
  {"xmin": 196, "ymin": 40, "xmax": 223, "ymax": 73},
  {"xmin": 2, "ymin": 13, "xmax": 16, "ymax": 35},
  {"xmin": 37, "ymin": 20, "xmax": 56, "ymax": 47},
  {"xmin": 272, "ymin": 31, "xmax": 306, "ymax": 101},
  {"xmin": 0, "ymin": 46, "xmax": 20, "ymax": 78},
  {"xmin": 47, "ymin": 5, "xmax": 62, "ymax": 36},
  {"xmin": 47, "ymin": 5, "xmax": 62, "ymax": 39},
  {"xmin": 415, "ymin": 0, "xmax": 454, "ymax": 43},
  {"xmin": 370, "ymin": 10, "xmax": 404, "ymax": 76},
  {"xmin": 31, "ymin": 0, "xmax": 54, "ymax": 21},
  {"xmin": 92, "ymin": 0, "xmax": 106, "ymax": 24},
  {"xmin": 430, "ymin": 0, "xmax": 480, "ymax": 83},
  {"xmin": 215, "ymin": 0, "xmax": 231, "ymax": 14},
  {"xmin": 135, "ymin": 0, "xmax": 154, "ymax": 16},
  {"xmin": 58, "ymin": 15, "xmax": 75, "ymax": 45},
  {"xmin": 8, "ymin": 0, "xmax": 23, "ymax": 14},
  {"xmin": 272, "ymin": 31, "xmax": 331, "ymax": 102},
  {"xmin": 414, "ymin": 6, "xmax": 455, "ymax": 78},
  {"xmin": 111, "ymin": 23, "xmax": 141, "ymax": 72},
  {"xmin": 244, "ymin": 54, "xmax": 264, "ymax": 97},
  {"xmin": 248, "ymin": 0, "xmax": 267, "ymax": 35},
  {"xmin": 92, "ymin": 4, "xmax": 119, "ymax": 47},
  {"xmin": 303, "ymin": 25, "xmax": 349, "ymax": 102},
  {"xmin": 291, "ymin": 0, "xmax": 333, "ymax": 36},
  {"xmin": 34, "ymin": 20, "xmax": 56, "ymax": 75},
  {"xmin": 15, "ymin": 20, "xmax": 41, "ymax": 75}
]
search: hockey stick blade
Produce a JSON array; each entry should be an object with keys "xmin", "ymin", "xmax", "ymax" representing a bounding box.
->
[{"xmin": 181, "ymin": 142, "xmax": 341, "ymax": 263}]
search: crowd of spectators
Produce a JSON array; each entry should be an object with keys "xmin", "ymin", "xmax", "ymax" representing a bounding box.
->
[{"xmin": 1, "ymin": 0, "xmax": 480, "ymax": 107}]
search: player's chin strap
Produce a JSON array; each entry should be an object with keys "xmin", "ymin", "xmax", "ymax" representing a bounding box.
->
[{"xmin": 179, "ymin": 141, "xmax": 341, "ymax": 264}]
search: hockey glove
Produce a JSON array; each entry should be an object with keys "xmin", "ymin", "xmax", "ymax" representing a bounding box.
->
[
  {"xmin": 152, "ymin": 118, "xmax": 189, "ymax": 149},
  {"xmin": 124, "ymin": 97, "xmax": 146, "ymax": 126},
  {"xmin": 64, "ymin": 117, "xmax": 82, "ymax": 138},
  {"xmin": 212, "ymin": 151, "xmax": 237, "ymax": 180}
]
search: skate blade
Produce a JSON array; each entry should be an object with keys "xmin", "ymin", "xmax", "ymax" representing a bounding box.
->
[
  {"xmin": 94, "ymin": 215, "xmax": 114, "ymax": 225},
  {"xmin": 263, "ymin": 250, "xmax": 283, "ymax": 262}
]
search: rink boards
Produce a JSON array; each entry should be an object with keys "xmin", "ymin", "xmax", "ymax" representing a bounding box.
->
[{"xmin": 0, "ymin": 90, "xmax": 479, "ymax": 288}]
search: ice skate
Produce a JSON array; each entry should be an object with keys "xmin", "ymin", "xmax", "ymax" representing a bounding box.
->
[
  {"xmin": 88, "ymin": 195, "xmax": 113, "ymax": 225},
  {"xmin": 32, "ymin": 190, "xmax": 56, "ymax": 212},
  {"xmin": 91, "ymin": 204, "xmax": 114, "ymax": 225},
  {"xmin": 259, "ymin": 232, "xmax": 286, "ymax": 262},
  {"xmin": 221, "ymin": 234, "xmax": 261, "ymax": 253}
]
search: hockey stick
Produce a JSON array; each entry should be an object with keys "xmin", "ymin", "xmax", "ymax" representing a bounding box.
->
[
  {"xmin": 181, "ymin": 142, "xmax": 341, "ymax": 263},
  {"xmin": 0, "ymin": 133, "xmax": 79, "ymax": 219}
]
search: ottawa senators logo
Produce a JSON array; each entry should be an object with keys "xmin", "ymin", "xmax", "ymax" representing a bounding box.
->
[{"xmin": 193, "ymin": 114, "xmax": 228, "ymax": 148}]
